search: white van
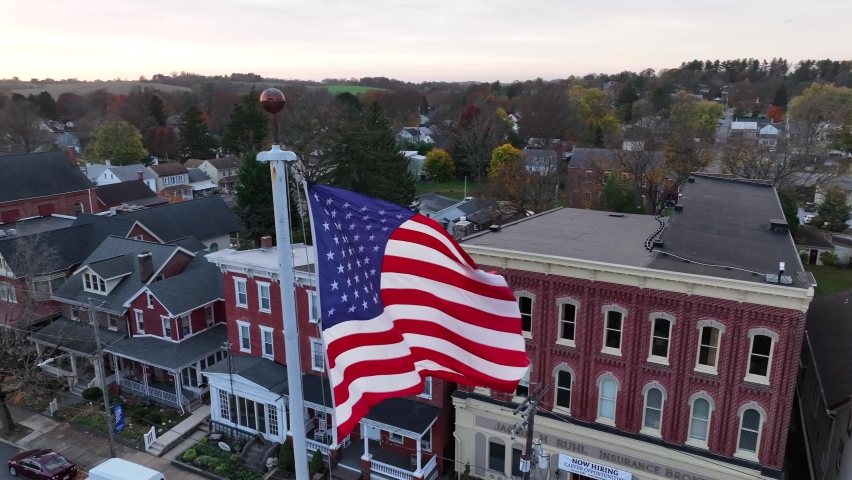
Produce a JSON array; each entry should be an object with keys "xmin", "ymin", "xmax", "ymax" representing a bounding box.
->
[{"xmin": 88, "ymin": 458, "xmax": 165, "ymax": 480}]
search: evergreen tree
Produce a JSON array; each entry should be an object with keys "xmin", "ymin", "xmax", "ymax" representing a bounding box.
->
[
  {"xmin": 816, "ymin": 187, "xmax": 852, "ymax": 232},
  {"xmin": 322, "ymin": 101, "xmax": 415, "ymax": 207},
  {"xmin": 615, "ymin": 84, "xmax": 639, "ymax": 123},
  {"xmin": 419, "ymin": 95, "xmax": 429, "ymax": 115},
  {"xmin": 34, "ymin": 92, "xmax": 57, "ymax": 119},
  {"xmin": 221, "ymin": 86, "xmax": 269, "ymax": 154},
  {"xmin": 148, "ymin": 95, "xmax": 166, "ymax": 126},
  {"xmin": 598, "ymin": 175, "xmax": 641, "ymax": 213},
  {"xmin": 234, "ymin": 151, "xmax": 273, "ymax": 246},
  {"xmin": 178, "ymin": 104, "xmax": 217, "ymax": 161},
  {"xmin": 772, "ymin": 84, "xmax": 788, "ymax": 108}
]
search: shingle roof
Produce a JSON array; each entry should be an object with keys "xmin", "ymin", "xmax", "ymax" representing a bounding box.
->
[
  {"xmin": 97, "ymin": 180, "xmax": 162, "ymax": 207},
  {"xmin": 30, "ymin": 316, "xmax": 125, "ymax": 355},
  {"xmin": 187, "ymin": 168, "xmax": 210, "ymax": 183},
  {"xmin": 183, "ymin": 160, "xmax": 204, "ymax": 168},
  {"xmin": 87, "ymin": 255, "xmax": 134, "ymax": 280},
  {"xmin": 116, "ymin": 196, "xmax": 242, "ymax": 242},
  {"xmin": 0, "ymin": 151, "xmax": 94, "ymax": 203},
  {"xmin": 166, "ymin": 237, "xmax": 208, "ymax": 253},
  {"xmin": 51, "ymin": 237, "xmax": 185, "ymax": 314},
  {"xmin": 106, "ymin": 324, "xmax": 227, "ymax": 370},
  {"xmin": 0, "ymin": 215, "xmax": 135, "ymax": 276},
  {"xmin": 148, "ymin": 163, "xmax": 188, "ymax": 177},
  {"xmin": 806, "ymin": 290, "xmax": 852, "ymax": 408},
  {"xmin": 145, "ymin": 258, "xmax": 223, "ymax": 316},
  {"xmin": 205, "ymin": 157, "xmax": 241, "ymax": 170},
  {"xmin": 91, "ymin": 165, "xmax": 154, "ymax": 183},
  {"xmin": 204, "ymin": 356, "xmax": 289, "ymax": 395},
  {"xmin": 417, "ymin": 192, "xmax": 460, "ymax": 214},
  {"xmin": 794, "ymin": 226, "xmax": 834, "ymax": 249}
]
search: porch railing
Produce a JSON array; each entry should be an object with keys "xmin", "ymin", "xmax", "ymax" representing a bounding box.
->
[
  {"xmin": 119, "ymin": 377, "xmax": 146, "ymax": 395},
  {"xmin": 39, "ymin": 364, "xmax": 72, "ymax": 378},
  {"xmin": 143, "ymin": 426, "xmax": 157, "ymax": 451},
  {"xmin": 305, "ymin": 439, "xmax": 330, "ymax": 456},
  {"xmin": 148, "ymin": 386, "xmax": 179, "ymax": 405},
  {"xmin": 371, "ymin": 459, "xmax": 413, "ymax": 480},
  {"xmin": 422, "ymin": 455, "xmax": 438, "ymax": 480}
]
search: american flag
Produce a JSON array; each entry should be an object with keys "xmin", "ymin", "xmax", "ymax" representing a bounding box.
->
[{"xmin": 306, "ymin": 183, "xmax": 530, "ymax": 440}]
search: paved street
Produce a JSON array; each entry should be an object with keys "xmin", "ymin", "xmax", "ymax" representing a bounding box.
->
[
  {"xmin": 0, "ymin": 441, "xmax": 22, "ymax": 480},
  {"xmin": 705, "ymin": 107, "xmax": 734, "ymax": 173}
]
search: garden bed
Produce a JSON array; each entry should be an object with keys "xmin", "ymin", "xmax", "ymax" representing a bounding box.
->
[
  {"xmin": 174, "ymin": 436, "xmax": 264, "ymax": 480},
  {"xmin": 52, "ymin": 393, "xmax": 187, "ymax": 444},
  {"xmin": 6, "ymin": 376, "xmax": 67, "ymax": 412}
]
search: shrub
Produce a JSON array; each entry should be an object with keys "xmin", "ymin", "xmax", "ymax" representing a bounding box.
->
[
  {"xmin": 229, "ymin": 454, "xmax": 239, "ymax": 463},
  {"xmin": 278, "ymin": 438, "xmax": 295, "ymax": 472},
  {"xmin": 194, "ymin": 455, "xmax": 219, "ymax": 468},
  {"xmin": 198, "ymin": 437, "xmax": 209, "ymax": 445},
  {"xmin": 182, "ymin": 449, "xmax": 198, "ymax": 462},
  {"xmin": 133, "ymin": 407, "xmax": 147, "ymax": 419},
  {"xmin": 800, "ymin": 251, "xmax": 809, "ymax": 263},
  {"xmin": 214, "ymin": 464, "xmax": 228, "ymax": 475},
  {"xmin": 147, "ymin": 411, "xmax": 163, "ymax": 424},
  {"xmin": 81, "ymin": 387, "xmax": 102, "ymax": 401},
  {"xmin": 820, "ymin": 251, "xmax": 840, "ymax": 267},
  {"xmin": 309, "ymin": 449, "xmax": 324, "ymax": 477}
]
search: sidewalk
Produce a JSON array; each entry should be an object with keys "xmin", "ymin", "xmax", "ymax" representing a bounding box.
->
[{"xmin": 6, "ymin": 404, "xmax": 206, "ymax": 480}]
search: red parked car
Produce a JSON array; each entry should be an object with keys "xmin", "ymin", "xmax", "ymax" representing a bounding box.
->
[{"xmin": 8, "ymin": 449, "xmax": 77, "ymax": 480}]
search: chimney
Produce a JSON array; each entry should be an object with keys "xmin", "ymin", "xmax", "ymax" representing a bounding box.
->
[
  {"xmin": 138, "ymin": 252, "xmax": 153, "ymax": 282},
  {"xmin": 66, "ymin": 146, "xmax": 77, "ymax": 166},
  {"xmin": 137, "ymin": 170, "xmax": 144, "ymax": 181},
  {"xmin": 260, "ymin": 236, "xmax": 273, "ymax": 251}
]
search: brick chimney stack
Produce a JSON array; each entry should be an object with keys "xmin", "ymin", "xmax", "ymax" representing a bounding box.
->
[
  {"xmin": 260, "ymin": 236, "xmax": 273, "ymax": 251},
  {"xmin": 138, "ymin": 170, "xmax": 144, "ymax": 181},
  {"xmin": 138, "ymin": 252, "xmax": 153, "ymax": 282},
  {"xmin": 66, "ymin": 146, "xmax": 78, "ymax": 166}
]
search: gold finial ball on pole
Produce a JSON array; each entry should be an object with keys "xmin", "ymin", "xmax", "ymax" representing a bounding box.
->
[{"xmin": 260, "ymin": 88, "xmax": 286, "ymax": 114}]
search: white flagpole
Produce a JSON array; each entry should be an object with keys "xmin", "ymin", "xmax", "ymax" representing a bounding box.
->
[{"xmin": 257, "ymin": 88, "xmax": 310, "ymax": 480}]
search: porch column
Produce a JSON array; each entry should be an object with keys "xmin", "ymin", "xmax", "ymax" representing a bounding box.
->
[
  {"xmin": 361, "ymin": 423, "xmax": 371, "ymax": 480},
  {"xmin": 280, "ymin": 401, "xmax": 289, "ymax": 437},
  {"xmin": 35, "ymin": 343, "xmax": 42, "ymax": 357},
  {"xmin": 415, "ymin": 435, "xmax": 422, "ymax": 473},
  {"xmin": 142, "ymin": 366, "xmax": 149, "ymax": 395},
  {"xmin": 112, "ymin": 355, "xmax": 119, "ymax": 385},
  {"xmin": 70, "ymin": 355, "xmax": 78, "ymax": 380},
  {"xmin": 174, "ymin": 371, "xmax": 185, "ymax": 412}
]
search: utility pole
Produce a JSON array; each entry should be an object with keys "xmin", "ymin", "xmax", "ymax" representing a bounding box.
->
[
  {"xmin": 512, "ymin": 384, "xmax": 550, "ymax": 480},
  {"xmin": 89, "ymin": 298, "xmax": 116, "ymax": 458}
]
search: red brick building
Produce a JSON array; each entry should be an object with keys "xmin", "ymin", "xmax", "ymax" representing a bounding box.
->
[
  {"xmin": 206, "ymin": 241, "xmax": 445, "ymax": 480},
  {"xmin": 453, "ymin": 174, "xmax": 812, "ymax": 480},
  {"xmin": 0, "ymin": 149, "xmax": 96, "ymax": 223}
]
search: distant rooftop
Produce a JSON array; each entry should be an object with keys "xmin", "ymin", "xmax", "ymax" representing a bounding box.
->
[
  {"xmin": 461, "ymin": 174, "xmax": 806, "ymax": 288},
  {"xmin": 0, "ymin": 215, "xmax": 76, "ymax": 236},
  {"xmin": 205, "ymin": 243, "xmax": 314, "ymax": 273}
]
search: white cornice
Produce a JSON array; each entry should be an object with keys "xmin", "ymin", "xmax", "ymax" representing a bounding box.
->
[{"xmin": 464, "ymin": 245, "xmax": 814, "ymax": 311}]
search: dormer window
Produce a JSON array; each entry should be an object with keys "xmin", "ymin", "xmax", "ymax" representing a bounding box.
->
[{"xmin": 84, "ymin": 273, "xmax": 107, "ymax": 293}]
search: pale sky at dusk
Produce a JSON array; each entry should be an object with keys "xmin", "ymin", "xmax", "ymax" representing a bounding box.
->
[{"xmin": 1, "ymin": 0, "xmax": 850, "ymax": 82}]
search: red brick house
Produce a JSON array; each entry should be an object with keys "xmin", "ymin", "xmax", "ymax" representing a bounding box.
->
[
  {"xmin": 205, "ymin": 241, "xmax": 444, "ymax": 480},
  {"xmin": 0, "ymin": 149, "xmax": 96, "ymax": 223},
  {"xmin": 453, "ymin": 174, "xmax": 812, "ymax": 480}
]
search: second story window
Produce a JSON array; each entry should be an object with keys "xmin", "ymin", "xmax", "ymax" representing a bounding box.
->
[
  {"xmin": 257, "ymin": 282, "xmax": 271, "ymax": 313},
  {"xmin": 181, "ymin": 315, "xmax": 191, "ymax": 336},
  {"xmin": 558, "ymin": 300, "xmax": 577, "ymax": 345},
  {"xmin": 516, "ymin": 293, "xmax": 533, "ymax": 336},
  {"xmin": 146, "ymin": 292, "xmax": 154, "ymax": 309},
  {"xmin": 311, "ymin": 338, "xmax": 325, "ymax": 371},
  {"xmin": 0, "ymin": 282, "xmax": 16, "ymax": 303},
  {"xmin": 261, "ymin": 327, "xmax": 274, "ymax": 359},
  {"xmin": 161, "ymin": 316, "xmax": 172, "ymax": 338},
  {"xmin": 419, "ymin": 376, "xmax": 433, "ymax": 399},
  {"xmin": 205, "ymin": 305, "xmax": 214, "ymax": 327},
  {"xmin": 309, "ymin": 291, "xmax": 320, "ymax": 323},
  {"xmin": 235, "ymin": 278, "xmax": 247, "ymax": 308},
  {"xmin": 135, "ymin": 310, "xmax": 144, "ymax": 333},
  {"xmin": 108, "ymin": 313, "xmax": 118, "ymax": 329},
  {"xmin": 515, "ymin": 365, "xmax": 531, "ymax": 399},
  {"xmin": 696, "ymin": 324, "xmax": 722, "ymax": 374},
  {"xmin": 746, "ymin": 333, "xmax": 775, "ymax": 384},
  {"xmin": 237, "ymin": 321, "xmax": 251, "ymax": 352}
]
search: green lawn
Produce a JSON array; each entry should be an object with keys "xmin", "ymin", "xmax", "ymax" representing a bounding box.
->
[
  {"xmin": 804, "ymin": 265, "xmax": 852, "ymax": 297},
  {"xmin": 416, "ymin": 180, "xmax": 477, "ymax": 201},
  {"xmin": 317, "ymin": 85, "xmax": 389, "ymax": 94}
]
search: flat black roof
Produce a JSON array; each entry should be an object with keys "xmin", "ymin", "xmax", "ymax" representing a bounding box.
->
[
  {"xmin": 461, "ymin": 174, "xmax": 806, "ymax": 287},
  {"xmin": 647, "ymin": 175, "xmax": 807, "ymax": 288},
  {"xmin": 805, "ymin": 291, "xmax": 852, "ymax": 408}
]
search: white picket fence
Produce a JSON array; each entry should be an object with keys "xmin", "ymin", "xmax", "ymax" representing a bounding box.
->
[
  {"xmin": 143, "ymin": 426, "xmax": 157, "ymax": 451},
  {"xmin": 371, "ymin": 459, "xmax": 413, "ymax": 480}
]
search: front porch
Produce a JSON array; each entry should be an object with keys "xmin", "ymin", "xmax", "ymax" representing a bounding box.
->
[
  {"xmin": 116, "ymin": 371, "xmax": 198, "ymax": 410},
  {"xmin": 336, "ymin": 438, "xmax": 439, "ymax": 480}
]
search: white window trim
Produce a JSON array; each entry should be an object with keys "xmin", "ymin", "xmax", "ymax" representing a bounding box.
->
[
  {"xmin": 389, "ymin": 432, "xmax": 404, "ymax": 443},
  {"xmin": 161, "ymin": 316, "xmax": 172, "ymax": 338},
  {"xmin": 595, "ymin": 372, "xmax": 621, "ymax": 426},
  {"xmin": 237, "ymin": 320, "xmax": 251, "ymax": 353},
  {"xmin": 639, "ymin": 381, "xmax": 668, "ymax": 437},
  {"xmin": 205, "ymin": 305, "xmax": 214, "ymax": 327},
  {"xmin": 308, "ymin": 291, "xmax": 320, "ymax": 324},
  {"xmin": 146, "ymin": 292, "xmax": 154, "ymax": 309},
  {"xmin": 744, "ymin": 328, "xmax": 779, "ymax": 385},
  {"xmin": 235, "ymin": 277, "xmax": 248, "ymax": 308},
  {"xmin": 686, "ymin": 392, "xmax": 716, "ymax": 449},
  {"xmin": 0, "ymin": 281, "xmax": 17, "ymax": 304},
  {"xmin": 418, "ymin": 376, "xmax": 433, "ymax": 399},
  {"xmin": 555, "ymin": 298, "xmax": 580, "ymax": 347},
  {"xmin": 695, "ymin": 320, "xmax": 726, "ymax": 375},
  {"xmin": 515, "ymin": 290, "xmax": 535, "ymax": 339},
  {"xmin": 734, "ymin": 402, "xmax": 767, "ymax": 460},
  {"xmin": 181, "ymin": 314, "xmax": 192, "ymax": 336},
  {"xmin": 257, "ymin": 281, "xmax": 271, "ymax": 313},
  {"xmin": 420, "ymin": 427, "xmax": 432, "ymax": 452},
  {"xmin": 260, "ymin": 326, "xmax": 274, "ymax": 359},
  {"xmin": 512, "ymin": 364, "xmax": 533, "ymax": 404},
  {"xmin": 647, "ymin": 313, "xmax": 676, "ymax": 365},
  {"xmin": 601, "ymin": 305, "xmax": 627, "ymax": 357},
  {"xmin": 83, "ymin": 272, "xmax": 107, "ymax": 294},
  {"xmin": 310, "ymin": 338, "xmax": 325, "ymax": 372},
  {"xmin": 551, "ymin": 363, "xmax": 575, "ymax": 414},
  {"xmin": 134, "ymin": 309, "xmax": 144, "ymax": 333}
]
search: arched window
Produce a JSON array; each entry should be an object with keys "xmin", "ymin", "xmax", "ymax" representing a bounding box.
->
[
  {"xmin": 209, "ymin": 243, "xmax": 219, "ymax": 252},
  {"xmin": 74, "ymin": 202, "xmax": 84, "ymax": 215},
  {"xmin": 555, "ymin": 370, "xmax": 572, "ymax": 411},
  {"xmin": 688, "ymin": 398, "xmax": 712, "ymax": 447},
  {"xmin": 642, "ymin": 388, "xmax": 664, "ymax": 434},
  {"xmin": 736, "ymin": 406, "xmax": 766, "ymax": 459},
  {"xmin": 598, "ymin": 379, "xmax": 618, "ymax": 424}
]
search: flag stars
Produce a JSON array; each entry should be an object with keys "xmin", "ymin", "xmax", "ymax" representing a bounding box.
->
[
  {"xmin": 348, "ymin": 305, "xmax": 356, "ymax": 313},
  {"xmin": 349, "ymin": 223, "xmax": 356, "ymax": 230},
  {"xmin": 327, "ymin": 307, "xmax": 335, "ymax": 316},
  {"xmin": 354, "ymin": 274, "xmax": 360, "ymax": 283},
  {"xmin": 362, "ymin": 301, "xmax": 369, "ymax": 310},
  {"xmin": 333, "ymin": 236, "xmax": 339, "ymax": 245},
  {"xmin": 353, "ymin": 234, "xmax": 360, "ymax": 241},
  {"xmin": 346, "ymin": 278, "xmax": 352, "ymax": 287},
  {"xmin": 341, "ymin": 293, "xmax": 348, "ymax": 303},
  {"xmin": 370, "ymin": 268, "xmax": 376, "ymax": 276},
  {"xmin": 373, "ymin": 294, "xmax": 379, "ymax": 304},
  {"xmin": 395, "ymin": 214, "xmax": 403, "ymax": 219},
  {"xmin": 373, "ymin": 245, "xmax": 380, "ymax": 252},
  {"xmin": 365, "ymin": 224, "xmax": 372, "ymax": 230},
  {"xmin": 325, "ymin": 251, "xmax": 335, "ymax": 261},
  {"xmin": 369, "ymin": 235, "xmax": 375, "ymax": 242},
  {"xmin": 348, "ymin": 247, "xmax": 354, "ymax": 255},
  {"xmin": 337, "ymin": 265, "xmax": 344, "ymax": 274},
  {"xmin": 354, "ymin": 290, "xmax": 359, "ymax": 299},
  {"xmin": 379, "ymin": 210, "xmax": 385, "ymax": 215},
  {"xmin": 360, "ymin": 206, "xmax": 367, "ymax": 212},
  {"xmin": 380, "ymin": 218, "xmax": 387, "ymax": 224},
  {"xmin": 331, "ymin": 281, "xmax": 338, "ymax": 291},
  {"xmin": 363, "ymin": 285, "xmax": 369, "ymax": 294},
  {"xmin": 322, "ymin": 221, "xmax": 330, "ymax": 231},
  {"xmin": 314, "ymin": 193, "xmax": 320, "ymax": 202},
  {"xmin": 345, "ymin": 212, "xmax": 352, "ymax": 220},
  {"xmin": 358, "ymin": 246, "xmax": 365, "ymax": 253},
  {"xmin": 343, "ymin": 202, "xmax": 350, "ymax": 209},
  {"xmin": 326, "ymin": 198, "xmax": 333, "ymax": 205},
  {"xmin": 362, "ymin": 215, "xmax": 370, "ymax": 221},
  {"xmin": 347, "ymin": 262, "xmax": 352, "ymax": 271},
  {"xmin": 356, "ymin": 259, "xmax": 362, "ymax": 267},
  {"xmin": 331, "ymin": 210, "xmax": 337, "ymax": 218},
  {"xmin": 335, "ymin": 223, "xmax": 342, "ymax": 230},
  {"xmin": 363, "ymin": 257, "xmax": 370, "ymax": 265},
  {"xmin": 382, "ymin": 226, "xmax": 389, "ymax": 232}
]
